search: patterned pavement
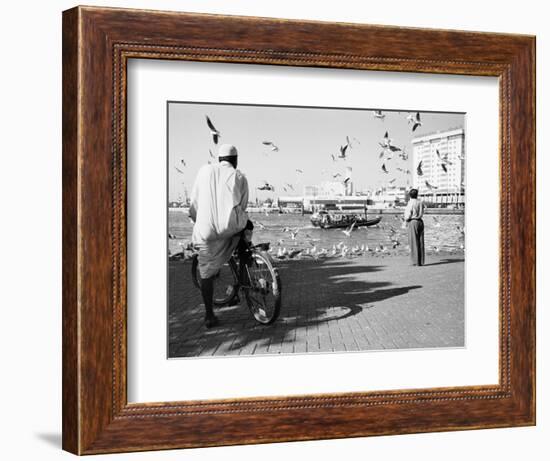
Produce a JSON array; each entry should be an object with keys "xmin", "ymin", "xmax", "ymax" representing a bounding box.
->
[{"xmin": 168, "ymin": 253, "xmax": 465, "ymax": 358}]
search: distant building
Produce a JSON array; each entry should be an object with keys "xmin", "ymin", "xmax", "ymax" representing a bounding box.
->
[
  {"xmin": 282, "ymin": 169, "xmax": 362, "ymax": 212},
  {"xmin": 303, "ymin": 185, "xmax": 319, "ymax": 197},
  {"xmin": 344, "ymin": 166, "xmax": 354, "ymax": 196},
  {"xmin": 303, "ymin": 167, "xmax": 353, "ymax": 198},
  {"xmin": 304, "ymin": 181, "xmax": 346, "ymax": 197},
  {"xmin": 278, "ymin": 194, "xmax": 371, "ymax": 214},
  {"xmin": 412, "ymin": 127, "xmax": 465, "ymax": 205},
  {"xmin": 323, "ymin": 181, "xmax": 347, "ymax": 197},
  {"xmin": 372, "ymin": 186, "xmax": 407, "ymax": 207},
  {"xmin": 276, "ymin": 196, "xmax": 304, "ymax": 213}
]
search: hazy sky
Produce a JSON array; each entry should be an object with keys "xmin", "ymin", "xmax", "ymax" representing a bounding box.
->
[{"xmin": 168, "ymin": 102, "xmax": 464, "ymax": 202}]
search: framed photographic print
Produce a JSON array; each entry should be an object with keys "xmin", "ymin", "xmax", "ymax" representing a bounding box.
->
[{"xmin": 62, "ymin": 5, "xmax": 535, "ymax": 455}]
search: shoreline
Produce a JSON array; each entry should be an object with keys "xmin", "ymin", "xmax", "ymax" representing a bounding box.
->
[{"xmin": 168, "ymin": 207, "xmax": 464, "ymax": 215}]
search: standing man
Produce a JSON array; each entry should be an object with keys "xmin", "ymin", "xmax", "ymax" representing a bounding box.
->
[
  {"xmin": 404, "ymin": 188, "xmax": 425, "ymax": 266},
  {"xmin": 189, "ymin": 144, "xmax": 250, "ymax": 328}
]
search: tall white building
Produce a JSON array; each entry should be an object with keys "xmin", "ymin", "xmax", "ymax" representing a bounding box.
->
[{"xmin": 411, "ymin": 127, "xmax": 465, "ymax": 204}]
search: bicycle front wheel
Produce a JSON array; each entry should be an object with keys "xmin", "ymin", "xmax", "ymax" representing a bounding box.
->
[{"xmin": 243, "ymin": 251, "xmax": 281, "ymax": 324}]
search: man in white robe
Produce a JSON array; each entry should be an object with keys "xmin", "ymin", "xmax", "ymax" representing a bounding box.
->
[{"xmin": 189, "ymin": 144, "xmax": 250, "ymax": 327}]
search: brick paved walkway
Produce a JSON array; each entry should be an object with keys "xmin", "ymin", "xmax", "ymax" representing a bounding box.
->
[{"xmin": 168, "ymin": 254, "xmax": 464, "ymax": 358}]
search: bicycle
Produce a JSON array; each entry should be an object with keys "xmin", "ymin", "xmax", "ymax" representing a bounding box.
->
[{"xmin": 191, "ymin": 241, "xmax": 282, "ymax": 325}]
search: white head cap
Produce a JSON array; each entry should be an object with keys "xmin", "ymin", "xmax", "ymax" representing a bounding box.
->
[{"xmin": 218, "ymin": 144, "xmax": 238, "ymax": 157}]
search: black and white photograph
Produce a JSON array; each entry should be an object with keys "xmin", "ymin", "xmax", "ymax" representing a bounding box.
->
[
  {"xmin": 167, "ymin": 102, "xmax": 466, "ymax": 358},
  {"xmin": 3, "ymin": 0, "xmax": 542, "ymax": 459}
]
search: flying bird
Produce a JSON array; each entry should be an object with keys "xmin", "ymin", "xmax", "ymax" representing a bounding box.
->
[
  {"xmin": 285, "ymin": 183, "xmax": 295, "ymax": 191},
  {"xmin": 436, "ymin": 149, "xmax": 452, "ymax": 165},
  {"xmin": 408, "ymin": 112, "xmax": 422, "ymax": 132},
  {"xmin": 379, "ymin": 131, "xmax": 401, "ymax": 152},
  {"xmin": 373, "ymin": 110, "xmax": 385, "ymax": 120},
  {"xmin": 379, "ymin": 131, "xmax": 391, "ymax": 148},
  {"xmin": 342, "ymin": 221, "xmax": 356, "ymax": 237},
  {"xmin": 332, "ymin": 173, "xmax": 342, "ymax": 179},
  {"xmin": 436, "ymin": 149, "xmax": 452, "ymax": 173},
  {"xmin": 180, "ymin": 158, "xmax": 186, "ymax": 166},
  {"xmin": 425, "ymin": 180, "xmax": 438, "ymax": 190},
  {"xmin": 295, "ymin": 169, "xmax": 304, "ymax": 174},
  {"xmin": 205, "ymin": 115, "xmax": 221, "ymax": 144},
  {"xmin": 174, "ymin": 166, "xmax": 184, "ymax": 174},
  {"xmin": 338, "ymin": 143, "xmax": 349, "ymax": 159},
  {"xmin": 262, "ymin": 141, "xmax": 279, "ymax": 152},
  {"xmin": 398, "ymin": 148, "xmax": 409, "ymax": 161},
  {"xmin": 257, "ymin": 180, "xmax": 275, "ymax": 191},
  {"xmin": 282, "ymin": 227, "xmax": 299, "ymax": 240},
  {"xmin": 382, "ymin": 163, "xmax": 389, "ymax": 174},
  {"xmin": 416, "ymin": 160, "xmax": 424, "ymax": 176}
]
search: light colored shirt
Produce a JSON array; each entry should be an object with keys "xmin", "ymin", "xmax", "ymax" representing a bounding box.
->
[
  {"xmin": 189, "ymin": 161, "xmax": 249, "ymax": 244},
  {"xmin": 404, "ymin": 198, "xmax": 424, "ymax": 221}
]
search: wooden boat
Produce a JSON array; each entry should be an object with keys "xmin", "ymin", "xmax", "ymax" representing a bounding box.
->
[{"xmin": 310, "ymin": 212, "xmax": 382, "ymax": 229}]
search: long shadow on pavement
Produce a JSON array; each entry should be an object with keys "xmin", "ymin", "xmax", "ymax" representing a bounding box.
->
[
  {"xmin": 169, "ymin": 257, "xmax": 422, "ymax": 357},
  {"xmin": 422, "ymin": 258, "xmax": 464, "ymax": 267}
]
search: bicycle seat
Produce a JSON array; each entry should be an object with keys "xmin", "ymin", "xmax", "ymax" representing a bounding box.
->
[{"xmin": 253, "ymin": 242, "xmax": 271, "ymax": 251}]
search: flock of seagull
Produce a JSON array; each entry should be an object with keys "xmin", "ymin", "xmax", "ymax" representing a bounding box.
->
[
  {"xmin": 173, "ymin": 110, "xmax": 458, "ymax": 194},
  {"xmin": 174, "ymin": 110, "xmax": 466, "ymax": 235},
  {"xmin": 167, "ymin": 110, "xmax": 467, "ymax": 266},
  {"xmin": 168, "ymin": 210, "xmax": 465, "ymax": 263},
  {"xmin": 250, "ymin": 214, "xmax": 465, "ymax": 262}
]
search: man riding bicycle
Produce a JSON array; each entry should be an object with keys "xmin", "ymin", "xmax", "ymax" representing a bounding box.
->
[{"xmin": 188, "ymin": 144, "xmax": 253, "ymax": 328}]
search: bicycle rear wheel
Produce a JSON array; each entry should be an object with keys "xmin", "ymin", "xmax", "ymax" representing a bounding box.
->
[
  {"xmin": 191, "ymin": 254, "xmax": 239, "ymax": 307},
  {"xmin": 243, "ymin": 251, "xmax": 281, "ymax": 324}
]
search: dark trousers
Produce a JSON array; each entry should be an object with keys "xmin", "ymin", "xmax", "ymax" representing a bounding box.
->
[
  {"xmin": 408, "ymin": 218, "xmax": 425, "ymax": 266},
  {"xmin": 200, "ymin": 227, "xmax": 252, "ymax": 321}
]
